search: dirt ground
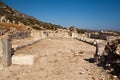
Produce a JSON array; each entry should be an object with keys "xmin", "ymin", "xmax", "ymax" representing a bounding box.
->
[{"xmin": 0, "ymin": 38, "xmax": 115, "ymax": 80}]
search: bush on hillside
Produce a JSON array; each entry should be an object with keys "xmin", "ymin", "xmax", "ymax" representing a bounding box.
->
[{"xmin": 32, "ymin": 26, "xmax": 42, "ymax": 30}]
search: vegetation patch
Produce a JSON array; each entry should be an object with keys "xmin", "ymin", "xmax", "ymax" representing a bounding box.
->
[{"xmin": 32, "ymin": 26, "xmax": 42, "ymax": 30}]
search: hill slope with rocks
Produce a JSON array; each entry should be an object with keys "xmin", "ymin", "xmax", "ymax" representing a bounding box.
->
[{"xmin": 0, "ymin": 1, "xmax": 63, "ymax": 30}]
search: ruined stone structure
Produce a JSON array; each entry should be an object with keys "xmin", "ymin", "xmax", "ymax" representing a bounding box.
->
[
  {"xmin": 9, "ymin": 30, "xmax": 31, "ymax": 39},
  {"xmin": 79, "ymin": 35, "xmax": 120, "ymax": 77},
  {"xmin": 0, "ymin": 20, "xmax": 120, "ymax": 79},
  {"xmin": 41, "ymin": 29, "xmax": 72, "ymax": 39},
  {"xmin": 90, "ymin": 31, "xmax": 120, "ymax": 40},
  {"xmin": 0, "ymin": 35, "xmax": 12, "ymax": 67},
  {"xmin": 94, "ymin": 41, "xmax": 107, "ymax": 64},
  {"xmin": 94, "ymin": 37, "xmax": 120, "ymax": 76},
  {"xmin": 0, "ymin": 30, "xmax": 32, "ymax": 67},
  {"xmin": 70, "ymin": 32, "xmax": 79, "ymax": 38},
  {"xmin": 0, "ymin": 22, "xmax": 32, "ymax": 39}
]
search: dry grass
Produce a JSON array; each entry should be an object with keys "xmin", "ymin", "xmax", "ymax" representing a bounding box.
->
[{"xmin": 0, "ymin": 22, "xmax": 27, "ymax": 30}]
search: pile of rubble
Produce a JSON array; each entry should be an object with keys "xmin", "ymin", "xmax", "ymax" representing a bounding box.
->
[{"xmin": 94, "ymin": 36, "xmax": 120, "ymax": 78}]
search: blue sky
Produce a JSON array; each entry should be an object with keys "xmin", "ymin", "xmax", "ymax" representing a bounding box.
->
[{"xmin": 2, "ymin": 0, "xmax": 120, "ymax": 31}]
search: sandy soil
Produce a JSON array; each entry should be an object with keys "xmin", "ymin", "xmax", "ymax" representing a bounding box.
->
[{"xmin": 0, "ymin": 38, "xmax": 115, "ymax": 80}]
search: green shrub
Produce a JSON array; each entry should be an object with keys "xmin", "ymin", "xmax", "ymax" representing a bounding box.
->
[{"xmin": 32, "ymin": 26, "xmax": 42, "ymax": 30}]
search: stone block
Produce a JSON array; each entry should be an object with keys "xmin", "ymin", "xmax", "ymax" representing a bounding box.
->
[
  {"xmin": 0, "ymin": 36, "xmax": 12, "ymax": 67},
  {"xmin": 12, "ymin": 54, "xmax": 34, "ymax": 65}
]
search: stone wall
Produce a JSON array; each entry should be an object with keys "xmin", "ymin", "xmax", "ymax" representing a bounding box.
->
[
  {"xmin": 9, "ymin": 30, "xmax": 31, "ymax": 39},
  {"xmin": 48, "ymin": 32, "xmax": 71, "ymax": 39},
  {"xmin": 40, "ymin": 30, "xmax": 80, "ymax": 39},
  {"xmin": 31, "ymin": 30, "xmax": 47, "ymax": 40},
  {"xmin": 31, "ymin": 30, "xmax": 71, "ymax": 40},
  {"xmin": 90, "ymin": 32, "xmax": 120, "ymax": 40}
]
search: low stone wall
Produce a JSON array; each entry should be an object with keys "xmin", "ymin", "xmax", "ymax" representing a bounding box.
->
[
  {"xmin": 90, "ymin": 32, "xmax": 120, "ymax": 40},
  {"xmin": 12, "ymin": 30, "xmax": 47, "ymax": 51},
  {"xmin": 48, "ymin": 32, "xmax": 71, "ymax": 39},
  {"xmin": 31, "ymin": 30, "xmax": 47, "ymax": 40},
  {"xmin": 9, "ymin": 30, "xmax": 31, "ymax": 39},
  {"xmin": 42, "ymin": 30, "xmax": 80, "ymax": 39},
  {"xmin": 12, "ymin": 38, "xmax": 43, "ymax": 51},
  {"xmin": 78, "ymin": 36, "xmax": 105, "ymax": 46}
]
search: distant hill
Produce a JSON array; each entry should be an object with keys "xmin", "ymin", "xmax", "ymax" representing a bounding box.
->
[{"xmin": 0, "ymin": 1, "xmax": 63, "ymax": 30}]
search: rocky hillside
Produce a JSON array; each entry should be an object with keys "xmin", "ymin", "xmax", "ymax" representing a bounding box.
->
[{"xmin": 0, "ymin": 1, "xmax": 63, "ymax": 30}]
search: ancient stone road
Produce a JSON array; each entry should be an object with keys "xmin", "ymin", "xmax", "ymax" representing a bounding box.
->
[{"xmin": 0, "ymin": 39, "xmax": 113, "ymax": 80}]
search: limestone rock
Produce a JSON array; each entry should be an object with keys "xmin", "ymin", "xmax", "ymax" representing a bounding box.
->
[{"xmin": 12, "ymin": 54, "xmax": 34, "ymax": 65}]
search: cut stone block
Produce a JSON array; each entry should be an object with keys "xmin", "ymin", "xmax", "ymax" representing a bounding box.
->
[
  {"xmin": 0, "ymin": 36, "xmax": 12, "ymax": 67},
  {"xmin": 12, "ymin": 54, "xmax": 34, "ymax": 65}
]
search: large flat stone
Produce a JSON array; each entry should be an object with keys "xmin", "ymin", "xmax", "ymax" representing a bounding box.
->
[{"xmin": 12, "ymin": 54, "xmax": 34, "ymax": 65}]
